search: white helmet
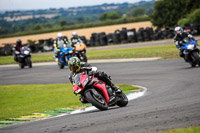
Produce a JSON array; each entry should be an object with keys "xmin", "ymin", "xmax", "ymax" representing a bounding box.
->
[
  {"xmin": 72, "ymin": 32, "xmax": 78, "ymax": 36},
  {"xmin": 174, "ymin": 26, "xmax": 183, "ymax": 35},
  {"xmin": 57, "ymin": 32, "xmax": 63, "ymax": 38}
]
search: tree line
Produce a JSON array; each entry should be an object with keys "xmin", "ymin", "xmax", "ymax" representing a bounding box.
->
[{"xmin": 150, "ymin": 0, "xmax": 200, "ymax": 28}]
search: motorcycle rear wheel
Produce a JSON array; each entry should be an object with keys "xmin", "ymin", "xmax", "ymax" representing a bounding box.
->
[
  {"xmin": 116, "ymin": 92, "xmax": 128, "ymax": 107},
  {"xmin": 82, "ymin": 53, "xmax": 87, "ymax": 62},
  {"xmin": 85, "ymin": 91, "xmax": 108, "ymax": 111},
  {"xmin": 191, "ymin": 52, "xmax": 200, "ymax": 66}
]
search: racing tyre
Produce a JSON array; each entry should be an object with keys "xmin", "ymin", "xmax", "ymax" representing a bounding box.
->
[
  {"xmin": 19, "ymin": 63, "xmax": 24, "ymax": 69},
  {"xmin": 82, "ymin": 53, "xmax": 87, "ymax": 62},
  {"xmin": 26, "ymin": 57, "xmax": 32, "ymax": 68},
  {"xmin": 59, "ymin": 64, "xmax": 65, "ymax": 69},
  {"xmin": 191, "ymin": 52, "xmax": 200, "ymax": 66},
  {"xmin": 58, "ymin": 61, "xmax": 65, "ymax": 69},
  {"xmin": 85, "ymin": 90, "xmax": 108, "ymax": 111},
  {"xmin": 116, "ymin": 92, "xmax": 128, "ymax": 107}
]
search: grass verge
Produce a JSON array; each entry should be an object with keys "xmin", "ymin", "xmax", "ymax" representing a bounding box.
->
[
  {"xmin": 0, "ymin": 84, "xmax": 138, "ymax": 121},
  {"xmin": 0, "ymin": 45, "xmax": 180, "ymax": 65},
  {"xmin": 159, "ymin": 126, "xmax": 200, "ymax": 133}
]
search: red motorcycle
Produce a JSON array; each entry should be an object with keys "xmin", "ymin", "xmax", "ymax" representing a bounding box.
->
[{"xmin": 73, "ymin": 68, "xmax": 128, "ymax": 111}]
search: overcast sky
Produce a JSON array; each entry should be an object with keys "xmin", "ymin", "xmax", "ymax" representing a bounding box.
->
[{"xmin": 0, "ymin": 0, "xmax": 149, "ymax": 11}]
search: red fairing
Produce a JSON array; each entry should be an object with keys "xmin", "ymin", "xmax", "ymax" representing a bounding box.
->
[
  {"xmin": 93, "ymin": 81, "xmax": 110, "ymax": 103},
  {"xmin": 80, "ymin": 72, "xmax": 88, "ymax": 88},
  {"xmin": 73, "ymin": 83, "xmax": 81, "ymax": 92}
]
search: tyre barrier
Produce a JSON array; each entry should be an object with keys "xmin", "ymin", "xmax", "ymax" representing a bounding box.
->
[
  {"xmin": 127, "ymin": 28, "xmax": 137, "ymax": 43},
  {"xmin": 1, "ymin": 23, "xmax": 200, "ymax": 56},
  {"xmin": 80, "ymin": 36, "xmax": 88, "ymax": 46},
  {"xmin": 120, "ymin": 28, "xmax": 128, "ymax": 44},
  {"xmin": 0, "ymin": 45, "xmax": 13, "ymax": 56},
  {"xmin": 107, "ymin": 33, "xmax": 113, "ymax": 44}
]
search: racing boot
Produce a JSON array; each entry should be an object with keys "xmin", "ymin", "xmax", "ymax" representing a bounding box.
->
[{"xmin": 110, "ymin": 83, "xmax": 122, "ymax": 94}]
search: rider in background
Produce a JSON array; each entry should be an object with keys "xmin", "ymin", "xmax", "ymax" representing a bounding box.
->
[
  {"xmin": 53, "ymin": 33, "xmax": 68, "ymax": 60},
  {"xmin": 68, "ymin": 32, "xmax": 82, "ymax": 47},
  {"xmin": 68, "ymin": 57, "xmax": 122, "ymax": 103},
  {"xmin": 174, "ymin": 26, "xmax": 196, "ymax": 57},
  {"xmin": 14, "ymin": 39, "xmax": 23, "ymax": 62}
]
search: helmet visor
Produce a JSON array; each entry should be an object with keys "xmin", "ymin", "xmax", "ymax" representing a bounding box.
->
[
  {"xmin": 176, "ymin": 31, "xmax": 181, "ymax": 34},
  {"xmin": 70, "ymin": 65, "xmax": 80, "ymax": 72}
]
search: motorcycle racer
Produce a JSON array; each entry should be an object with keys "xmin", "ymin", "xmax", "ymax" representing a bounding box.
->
[
  {"xmin": 68, "ymin": 57, "xmax": 122, "ymax": 103},
  {"xmin": 68, "ymin": 32, "xmax": 82, "ymax": 47},
  {"xmin": 174, "ymin": 26, "xmax": 196, "ymax": 57},
  {"xmin": 53, "ymin": 33, "xmax": 68, "ymax": 60},
  {"xmin": 14, "ymin": 39, "xmax": 23, "ymax": 62}
]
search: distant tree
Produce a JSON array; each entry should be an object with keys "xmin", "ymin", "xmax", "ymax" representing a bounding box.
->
[
  {"xmin": 107, "ymin": 11, "xmax": 121, "ymax": 20},
  {"xmin": 187, "ymin": 9, "xmax": 200, "ymax": 24},
  {"xmin": 178, "ymin": 9, "xmax": 200, "ymax": 26},
  {"xmin": 131, "ymin": 8, "xmax": 146, "ymax": 17},
  {"xmin": 99, "ymin": 11, "xmax": 120, "ymax": 21},
  {"xmin": 32, "ymin": 24, "xmax": 42, "ymax": 31},
  {"xmin": 99, "ymin": 13, "xmax": 107, "ymax": 21},
  {"xmin": 77, "ymin": 17, "xmax": 85, "ymax": 23},
  {"xmin": 150, "ymin": 0, "xmax": 200, "ymax": 28},
  {"xmin": 59, "ymin": 20, "xmax": 67, "ymax": 27}
]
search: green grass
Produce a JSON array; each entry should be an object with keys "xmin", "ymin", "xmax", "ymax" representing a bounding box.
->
[
  {"xmin": 159, "ymin": 126, "xmax": 200, "ymax": 133},
  {"xmin": 0, "ymin": 45, "xmax": 180, "ymax": 65},
  {"xmin": 87, "ymin": 45, "xmax": 179, "ymax": 59},
  {"xmin": 0, "ymin": 84, "xmax": 138, "ymax": 121}
]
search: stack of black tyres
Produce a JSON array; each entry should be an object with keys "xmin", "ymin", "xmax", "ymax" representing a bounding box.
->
[
  {"xmin": 136, "ymin": 28, "xmax": 144, "ymax": 42},
  {"xmin": 120, "ymin": 28, "xmax": 128, "ymax": 44},
  {"xmin": 143, "ymin": 28, "xmax": 151, "ymax": 41},
  {"xmin": 99, "ymin": 32, "xmax": 108, "ymax": 46},
  {"xmin": 0, "ymin": 45, "xmax": 13, "ymax": 56},
  {"xmin": 107, "ymin": 33, "xmax": 113, "ymax": 44},
  {"xmin": 90, "ymin": 33, "xmax": 96, "ymax": 47},
  {"xmin": 80, "ymin": 36, "xmax": 87, "ymax": 46},
  {"xmin": 127, "ymin": 28, "xmax": 137, "ymax": 43},
  {"xmin": 94, "ymin": 33, "xmax": 101, "ymax": 46},
  {"xmin": 163, "ymin": 27, "xmax": 170, "ymax": 39},
  {"xmin": 153, "ymin": 28, "xmax": 164, "ymax": 40},
  {"xmin": 146, "ymin": 27, "xmax": 154, "ymax": 41},
  {"xmin": 112, "ymin": 30, "xmax": 121, "ymax": 44}
]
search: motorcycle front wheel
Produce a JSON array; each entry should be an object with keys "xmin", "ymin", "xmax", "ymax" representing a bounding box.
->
[
  {"xmin": 19, "ymin": 63, "xmax": 24, "ymax": 69},
  {"xmin": 116, "ymin": 92, "xmax": 128, "ymax": 107},
  {"xmin": 26, "ymin": 57, "xmax": 32, "ymax": 68},
  {"xmin": 58, "ymin": 60, "xmax": 65, "ymax": 69},
  {"xmin": 85, "ymin": 90, "xmax": 108, "ymax": 111}
]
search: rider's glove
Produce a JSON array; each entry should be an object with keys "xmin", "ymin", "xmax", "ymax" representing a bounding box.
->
[{"xmin": 88, "ymin": 71, "xmax": 94, "ymax": 76}]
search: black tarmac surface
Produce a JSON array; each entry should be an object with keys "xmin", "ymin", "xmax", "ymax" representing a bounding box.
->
[{"xmin": 0, "ymin": 59, "xmax": 200, "ymax": 133}]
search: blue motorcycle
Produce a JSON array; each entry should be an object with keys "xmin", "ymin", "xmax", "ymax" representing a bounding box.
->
[
  {"xmin": 182, "ymin": 37, "xmax": 200, "ymax": 67},
  {"xmin": 58, "ymin": 46, "xmax": 73, "ymax": 69}
]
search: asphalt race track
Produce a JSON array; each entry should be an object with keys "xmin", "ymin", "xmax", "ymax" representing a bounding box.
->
[{"xmin": 0, "ymin": 59, "xmax": 200, "ymax": 133}]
